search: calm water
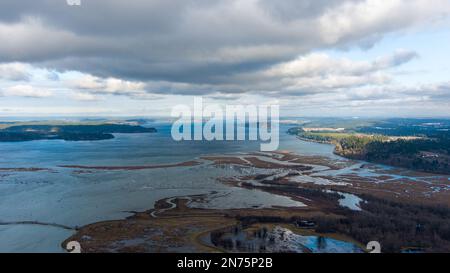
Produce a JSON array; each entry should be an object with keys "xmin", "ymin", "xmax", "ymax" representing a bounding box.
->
[{"xmin": 0, "ymin": 123, "xmax": 338, "ymax": 252}]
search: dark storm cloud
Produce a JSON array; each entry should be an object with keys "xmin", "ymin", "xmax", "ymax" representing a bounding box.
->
[
  {"xmin": 258, "ymin": 0, "xmax": 364, "ymax": 21},
  {"xmin": 0, "ymin": 0, "xmax": 449, "ymax": 96}
]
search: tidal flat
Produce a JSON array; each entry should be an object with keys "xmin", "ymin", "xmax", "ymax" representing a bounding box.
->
[
  {"xmin": 1, "ymin": 124, "xmax": 450, "ymax": 252},
  {"xmin": 63, "ymin": 150, "xmax": 450, "ymax": 253}
]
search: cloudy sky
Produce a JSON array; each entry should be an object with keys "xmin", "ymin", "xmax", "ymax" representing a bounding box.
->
[{"xmin": 0, "ymin": 0, "xmax": 450, "ymax": 117}]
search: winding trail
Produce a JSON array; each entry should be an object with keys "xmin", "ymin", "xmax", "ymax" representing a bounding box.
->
[{"xmin": 150, "ymin": 197, "xmax": 193, "ymax": 218}]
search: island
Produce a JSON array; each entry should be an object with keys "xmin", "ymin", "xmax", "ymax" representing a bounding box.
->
[{"xmin": 0, "ymin": 123, "xmax": 157, "ymax": 142}]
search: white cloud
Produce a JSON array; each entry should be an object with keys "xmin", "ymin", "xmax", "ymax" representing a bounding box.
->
[
  {"xmin": 266, "ymin": 50, "xmax": 417, "ymax": 78},
  {"xmin": 0, "ymin": 62, "xmax": 31, "ymax": 81},
  {"xmin": 103, "ymin": 78, "xmax": 145, "ymax": 93},
  {"xmin": 2, "ymin": 84, "xmax": 52, "ymax": 98},
  {"xmin": 223, "ymin": 50, "xmax": 416, "ymax": 96},
  {"xmin": 318, "ymin": 0, "xmax": 450, "ymax": 45},
  {"xmin": 70, "ymin": 92, "xmax": 99, "ymax": 101},
  {"xmin": 69, "ymin": 74, "xmax": 146, "ymax": 96},
  {"xmin": 72, "ymin": 74, "xmax": 104, "ymax": 90}
]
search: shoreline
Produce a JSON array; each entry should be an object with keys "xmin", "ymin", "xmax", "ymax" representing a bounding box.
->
[
  {"xmin": 58, "ymin": 160, "xmax": 201, "ymax": 171},
  {"xmin": 59, "ymin": 150, "xmax": 450, "ymax": 253},
  {"xmin": 62, "ymin": 194, "xmax": 363, "ymax": 253},
  {"xmin": 295, "ymin": 135, "xmax": 450, "ymax": 176}
]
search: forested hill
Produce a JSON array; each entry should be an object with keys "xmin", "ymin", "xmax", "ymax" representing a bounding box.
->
[
  {"xmin": 334, "ymin": 136, "xmax": 450, "ymax": 175},
  {"xmin": 0, "ymin": 124, "xmax": 157, "ymax": 142},
  {"xmin": 288, "ymin": 127, "xmax": 450, "ymax": 175}
]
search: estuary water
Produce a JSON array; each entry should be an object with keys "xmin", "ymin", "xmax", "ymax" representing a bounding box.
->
[{"xmin": 0, "ymin": 123, "xmax": 339, "ymax": 252}]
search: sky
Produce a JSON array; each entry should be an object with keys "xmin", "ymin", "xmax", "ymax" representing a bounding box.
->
[{"xmin": 0, "ymin": 0, "xmax": 450, "ymax": 118}]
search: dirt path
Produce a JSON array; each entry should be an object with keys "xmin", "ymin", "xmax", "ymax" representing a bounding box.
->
[{"xmin": 150, "ymin": 196, "xmax": 193, "ymax": 218}]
